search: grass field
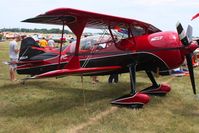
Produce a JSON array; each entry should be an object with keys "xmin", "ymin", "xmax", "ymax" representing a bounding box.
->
[{"xmin": 1, "ymin": 41, "xmax": 199, "ymax": 133}]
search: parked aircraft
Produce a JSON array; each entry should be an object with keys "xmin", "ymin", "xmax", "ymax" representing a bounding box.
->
[{"xmin": 16, "ymin": 8, "xmax": 198, "ymax": 108}]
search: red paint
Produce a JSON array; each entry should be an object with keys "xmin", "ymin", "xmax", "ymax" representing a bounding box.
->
[
  {"xmin": 34, "ymin": 66, "xmax": 121, "ymax": 78},
  {"xmin": 192, "ymin": 13, "xmax": 199, "ymax": 20},
  {"xmin": 18, "ymin": 8, "xmax": 197, "ymax": 78},
  {"xmin": 111, "ymin": 92, "xmax": 150, "ymax": 105}
]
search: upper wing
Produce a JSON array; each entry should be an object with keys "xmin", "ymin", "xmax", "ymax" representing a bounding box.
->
[{"xmin": 22, "ymin": 8, "xmax": 161, "ymax": 35}]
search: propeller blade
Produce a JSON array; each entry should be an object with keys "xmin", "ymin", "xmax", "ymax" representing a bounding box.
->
[
  {"xmin": 186, "ymin": 25, "xmax": 193, "ymax": 42},
  {"xmin": 176, "ymin": 22, "xmax": 189, "ymax": 46},
  {"xmin": 186, "ymin": 54, "xmax": 196, "ymax": 94}
]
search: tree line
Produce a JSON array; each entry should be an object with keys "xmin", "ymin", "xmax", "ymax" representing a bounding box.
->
[{"xmin": 0, "ymin": 28, "xmax": 72, "ymax": 34}]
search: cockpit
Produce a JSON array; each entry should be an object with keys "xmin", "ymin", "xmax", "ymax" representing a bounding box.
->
[
  {"xmin": 80, "ymin": 35, "xmax": 112, "ymax": 51},
  {"xmin": 66, "ymin": 25, "xmax": 147, "ymax": 54},
  {"xmin": 67, "ymin": 35, "xmax": 113, "ymax": 54}
]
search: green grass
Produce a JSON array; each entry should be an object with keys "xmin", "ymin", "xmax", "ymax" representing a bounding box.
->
[{"xmin": 0, "ymin": 41, "xmax": 199, "ymax": 133}]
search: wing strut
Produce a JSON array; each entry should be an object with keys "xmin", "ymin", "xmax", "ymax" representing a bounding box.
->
[
  {"xmin": 58, "ymin": 21, "xmax": 65, "ymax": 69},
  {"xmin": 128, "ymin": 24, "xmax": 136, "ymax": 44},
  {"xmin": 108, "ymin": 26, "xmax": 116, "ymax": 44}
]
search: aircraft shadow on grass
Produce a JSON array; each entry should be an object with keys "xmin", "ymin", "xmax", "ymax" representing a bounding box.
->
[{"xmin": 0, "ymin": 80, "xmax": 150, "ymax": 117}]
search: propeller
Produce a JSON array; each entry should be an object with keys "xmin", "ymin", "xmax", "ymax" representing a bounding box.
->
[
  {"xmin": 186, "ymin": 25, "xmax": 193, "ymax": 42},
  {"xmin": 176, "ymin": 22, "xmax": 196, "ymax": 94}
]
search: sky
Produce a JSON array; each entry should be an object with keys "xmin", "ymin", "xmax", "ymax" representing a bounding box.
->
[{"xmin": 0, "ymin": 0, "xmax": 199, "ymax": 35}]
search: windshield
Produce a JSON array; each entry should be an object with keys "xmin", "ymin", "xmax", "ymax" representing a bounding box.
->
[{"xmin": 69, "ymin": 35, "xmax": 113, "ymax": 53}]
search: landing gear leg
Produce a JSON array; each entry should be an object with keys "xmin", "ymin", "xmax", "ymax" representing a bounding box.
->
[
  {"xmin": 146, "ymin": 70, "xmax": 159, "ymax": 88},
  {"xmin": 129, "ymin": 63, "xmax": 136, "ymax": 95},
  {"xmin": 111, "ymin": 63, "xmax": 150, "ymax": 108},
  {"xmin": 141, "ymin": 71, "xmax": 171, "ymax": 96}
]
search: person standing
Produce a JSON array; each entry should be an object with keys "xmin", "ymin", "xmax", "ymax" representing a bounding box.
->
[
  {"xmin": 39, "ymin": 37, "xmax": 48, "ymax": 47},
  {"xmin": 108, "ymin": 74, "xmax": 119, "ymax": 83},
  {"xmin": 91, "ymin": 76, "xmax": 99, "ymax": 84},
  {"xmin": 48, "ymin": 38, "xmax": 55, "ymax": 48},
  {"xmin": 9, "ymin": 35, "xmax": 21, "ymax": 81}
]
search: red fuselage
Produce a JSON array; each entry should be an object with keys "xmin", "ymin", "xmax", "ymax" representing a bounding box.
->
[
  {"xmin": 122, "ymin": 31, "xmax": 184, "ymax": 69},
  {"xmin": 17, "ymin": 31, "xmax": 197, "ymax": 76}
]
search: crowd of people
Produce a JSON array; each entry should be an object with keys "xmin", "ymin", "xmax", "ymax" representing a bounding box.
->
[{"xmin": 38, "ymin": 37, "xmax": 55, "ymax": 48}]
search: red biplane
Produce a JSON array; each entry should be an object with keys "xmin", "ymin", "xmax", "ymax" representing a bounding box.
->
[{"xmin": 17, "ymin": 8, "xmax": 198, "ymax": 108}]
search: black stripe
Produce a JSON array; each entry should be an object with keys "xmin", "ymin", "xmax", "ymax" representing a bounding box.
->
[{"xmin": 176, "ymin": 23, "xmax": 183, "ymax": 34}]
